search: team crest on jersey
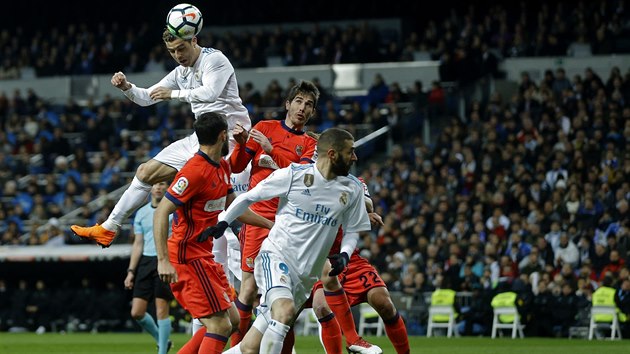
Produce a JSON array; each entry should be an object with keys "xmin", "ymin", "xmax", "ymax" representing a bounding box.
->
[
  {"xmin": 172, "ymin": 177, "xmax": 189, "ymax": 195},
  {"xmin": 246, "ymin": 257, "xmax": 255, "ymax": 268},
  {"xmin": 339, "ymin": 192, "xmax": 348, "ymax": 205},
  {"xmin": 304, "ymin": 174, "xmax": 314, "ymax": 187},
  {"xmin": 295, "ymin": 145, "xmax": 304, "ymax": 156}
]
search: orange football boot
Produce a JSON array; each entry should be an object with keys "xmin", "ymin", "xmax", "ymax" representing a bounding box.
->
[{"xmin": 70, "ymin": 224, "xmax": 117, "ymax": 248}]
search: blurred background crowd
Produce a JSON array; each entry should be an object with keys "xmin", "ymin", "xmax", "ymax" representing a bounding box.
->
[{"xmin": 1, "ymin": 0, "xmax": 629, "ymax": 338}]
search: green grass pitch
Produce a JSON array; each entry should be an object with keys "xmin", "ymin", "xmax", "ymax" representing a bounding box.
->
[{"xmin": 1, "ymin": 333, "xmax": 630, "ymax": 354}]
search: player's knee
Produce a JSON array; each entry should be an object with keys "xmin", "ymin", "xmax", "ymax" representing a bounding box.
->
[
  {"xmin": 272, "ymin": 306, "xmax": 295, "ymax": 325},
  {"xmin": 312, "ymin": 302, "xmax": 331, "ymax": 319},
  {"xmin": 135, "ymin": 162, "xmax": 152, "ymax": 182},
  {"xmin": 269, "ymin": 292, "xmax": 295, "ymax": 325},
  {"xmin": 371, "ymin": 295, "xmax": 396, "ymax": 320},
  {"xmin": 216, "ymin": 317, "xmax": 233, "ymax": 337},
  {"xmin": 130, "ymin": 308, "xmax": 145, "ymax": 320}
]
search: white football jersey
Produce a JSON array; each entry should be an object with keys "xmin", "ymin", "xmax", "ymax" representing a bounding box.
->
[
  {"xmin": 224, "ymin": 163, "xmax": 370, "ymax": 280},
  {"xmin": 123, "ymin": 47, "xmax": 251, "ymax": 131}
]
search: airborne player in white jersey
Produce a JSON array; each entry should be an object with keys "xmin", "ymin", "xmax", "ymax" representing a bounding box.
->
[
  {"xmin": 71, "ymin": 21, "xmax": 251, "ymax": 247},
  {"xmin": 198, "ymin": 128, "xmax": 371, "ymax": 354}
]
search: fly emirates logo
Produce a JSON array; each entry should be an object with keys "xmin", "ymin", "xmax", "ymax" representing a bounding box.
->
[
  {"xmin": 230, "ymin": 176, "xmax": 249, "ymax": 193},
  {"xmin": 294, "ymin": 203, "xmax": 338, "ymax": 227}
]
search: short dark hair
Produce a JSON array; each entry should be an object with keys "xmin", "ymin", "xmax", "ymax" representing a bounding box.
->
[
  {"xmin": 162, "ymin": 29, "xmax": 191, "ymax": 43},
  {"xmin": 286, "ymin": 80, "xmax": 320, "ymax": 108},
  {"xmin": 317, "ymin": 127, "xmax": 354, "ymax": 155},
  {"xmin": 194, "ymin": 112, "xmax": 227, "ymax": 145}
]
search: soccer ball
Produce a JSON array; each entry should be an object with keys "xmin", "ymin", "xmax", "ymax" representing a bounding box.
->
[{"xmin": 166, "ymin": 3, "xmax": 203, "ymax": 39}]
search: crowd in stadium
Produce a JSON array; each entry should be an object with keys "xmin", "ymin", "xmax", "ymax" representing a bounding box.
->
[
  {"xmin": 1, "ymin": 0, "xmax": 629, "ymax": 80},
  {"xmin": 0, "ymin": 0, "xmax": 630, "ymax": 340}
]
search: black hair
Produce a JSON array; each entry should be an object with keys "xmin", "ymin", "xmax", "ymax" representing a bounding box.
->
[
  {"xmin": 317, "ymin": 127, "xmax": 353, "ymax": 156},
  {"xmin": 194, "ymin": 112, "xmax": 227, "ymax": 145}
]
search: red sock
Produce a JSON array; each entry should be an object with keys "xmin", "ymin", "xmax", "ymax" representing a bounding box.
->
[
  {"xmin": 384, "ymin": 312, "xmax": 410, "ymax": 354},
  {"xmin": 199, "ymin": 333, "xmax": 228, "ymax": 354},
  {"xmin": 319, "ymin": 313, "xmax": 343, "ymax": 354},
  {"xmin": 231, "ymin": 298, "xmax": 252, "ymax": 346},
  {"xmin": 177, "ymin": 327, "xmax": 206, "ymax": 354},
  {"xmin": 325, "ymin": 289, "xmax": 360, "ymax": 344},
  {"xmin": 280, "ymin": 327, "xmax": 295, "ymax": 354}
]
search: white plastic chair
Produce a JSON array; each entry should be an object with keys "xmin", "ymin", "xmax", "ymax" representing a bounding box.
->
[
  {"xmin": 588, "ymin": 305, "xmax": 622, "ymax": 340},
  {"xmin": 426, "ymin": 305, "xmax": 457, "ymax": 338},
  {"xmin": 426, "ymin": 289, "xmax": 458, "ymax": 338},
  {"xmin": 301, "ymin": 309, "xmax": 320, "ymax": 336},
  {"xmin": 491, "ymin": 306, "xmax": 525, "ymax": 339},
  {"xmin": 357, "ymin": 303, "xmax": 384, "ymax": 337}
]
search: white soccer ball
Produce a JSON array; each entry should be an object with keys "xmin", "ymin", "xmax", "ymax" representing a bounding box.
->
[{"xmin": 166, "ymin": 3, "xmax": 203, "ymax": 39}]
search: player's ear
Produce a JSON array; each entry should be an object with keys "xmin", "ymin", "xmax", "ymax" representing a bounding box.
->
[
  {"xmin": 326, "ymin": 148, "xmax": 336, "ymax": 160},
  {"xmin": 285, "ymin": 99, "xmax": 291, "ymax": 111}
]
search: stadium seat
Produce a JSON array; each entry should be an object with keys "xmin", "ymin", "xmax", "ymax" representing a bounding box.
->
[
  {"xmin": 588, "ymin": 306, "xmax": 622, "ymax": 340},
  {"xmin": 357, "ymin": 303, "xmax": 385, "ymax": 337},
  {"xmin": 490, "ymin": 292, "xmax": 525, "ymax": 339},
  {"xmin": 426, "ymin": 289, "xmax": 457, "ymax": 338},
  {"xmin": 301, "ymin": 309, "xmax": 320, "ymax": 336}
]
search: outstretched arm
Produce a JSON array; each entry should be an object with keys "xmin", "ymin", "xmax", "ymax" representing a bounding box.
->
[
  {"xmin": 221, "ymin": 167, "xmax": 292, "ymax": 224},
  {"xmin": 113, "ymin": 70, "xmax": 177, "ymax": 106}
]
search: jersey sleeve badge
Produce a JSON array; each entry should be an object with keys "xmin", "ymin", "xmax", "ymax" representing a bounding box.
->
[{"xmin": 172, "ymin": 177, "xmax": 189, "ymax": 195}]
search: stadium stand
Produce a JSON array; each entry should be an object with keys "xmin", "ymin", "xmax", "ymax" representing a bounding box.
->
[{"xmin": 0, "ymin": 0, "xmax": 629, "ymax": 340}]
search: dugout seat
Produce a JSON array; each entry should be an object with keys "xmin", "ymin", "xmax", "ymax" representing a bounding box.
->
[
  {"xmin": 490, "ymin": 291, "xmax": 525, "ymax": 339},
  {"xmin": 426, "ymin": 288, "xmax": 458, "ymax": 338}
]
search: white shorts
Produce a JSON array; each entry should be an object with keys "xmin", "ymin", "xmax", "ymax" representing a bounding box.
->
[
  {"xmin": 254, "ymin": 251, "xmax": 315, "ymax": 311},
  {"xmin": 226, "ymin": 229, "xmax": 242, "ymax": 282},
  {"xmin": 154, "ymin": 132, "xmax": 240, "ymax": 171}
]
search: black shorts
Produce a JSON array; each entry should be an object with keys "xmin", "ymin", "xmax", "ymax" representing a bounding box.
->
[{"xmin": 133, "ymin": 255, "xmax": 173, "ymax": 301}]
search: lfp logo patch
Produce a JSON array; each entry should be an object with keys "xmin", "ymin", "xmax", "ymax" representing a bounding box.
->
[{"xmin": 172, "ymin": 177, "xmax": 189, "ymax": 195}]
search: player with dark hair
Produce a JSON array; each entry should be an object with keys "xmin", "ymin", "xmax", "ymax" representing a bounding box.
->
[
  {"xmin": 203, "ymin": 127, "xmax": 371, "ymax": 354},
  {"xmin": 304, "ymin": 132, "xmax": 407, "ymax": 353},
  {"xmin": 227, "ymin": 80, "xmax": 319, "ymax": 345},
  {"xmin": 72, "ymin": 22, "xmax": 251, "ymax": 248},
  {"xmin": 152, "ymin": 112, "xmax": 271, "ymax": 354}
]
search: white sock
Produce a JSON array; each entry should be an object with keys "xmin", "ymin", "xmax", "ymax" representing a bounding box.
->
[
  {"xmin": 191, "ymin": 318, "xmax": 204, "ymax": 336},
  {"xmin": 102, "ymin": 176, "xmax": 152, "ymax": 231},
  {"xmin": 260, "ymin": 320, "xmax": 290, "ymax": 354},
  {"xmin": 212, "ymin": 233, "xmax": 228, "ymax": 274},
  {"xmin": 223, "ymin": 343, "xmax": 243, "ymax": 354}
]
